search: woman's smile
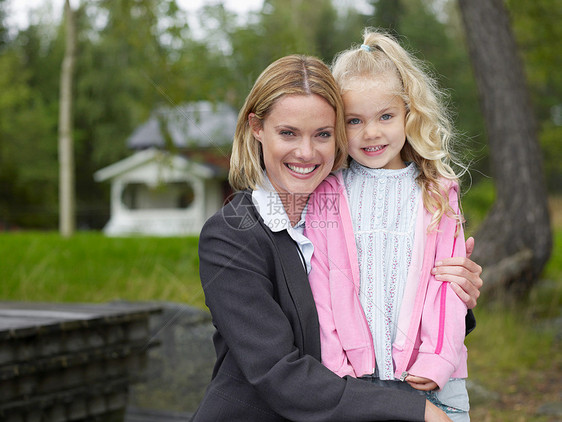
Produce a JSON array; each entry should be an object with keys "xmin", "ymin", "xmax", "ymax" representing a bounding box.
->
[{"xmin": 285, "ymin": 163, "xmax": 319, "ymax": 175}]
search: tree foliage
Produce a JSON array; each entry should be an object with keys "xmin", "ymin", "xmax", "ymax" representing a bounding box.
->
[
  {"xmin": 505, "ymin": 0, "xmax": 562, "ymax": 192},
  {"xmin": 0, "ymin": 24, "xmax": 59, "ymax": 227},
  {"xmin": 0, "ymin": 0, "xmax": 8, "ymax": 49},
  {"xmin": 0, "ymin": 0, "xmax": 556, "ymax": 230}
]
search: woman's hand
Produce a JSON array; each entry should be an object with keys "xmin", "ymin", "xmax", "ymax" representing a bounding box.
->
[
  {"xmin": 431, "ymin": 237, "xmax": 483, "ymax": 309},
  {"xmin": 424, "ymin": 400, "xmax": 452, "ymax": 421},
  {"xmin": 405, "ymin": 375, "xmax": 438, "ymax": 391}
]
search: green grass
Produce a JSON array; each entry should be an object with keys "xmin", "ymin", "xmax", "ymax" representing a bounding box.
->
[
  {"xmin": 463, "ymin": 193, "xmax": 562, "ymax": 421},
  {"xmin": 466, "ymin": 301, "xmax": 560, "ymax": 421},
  {"xmin": 0, "ymin": 232, "xmax": 206, "ymax": 309}
]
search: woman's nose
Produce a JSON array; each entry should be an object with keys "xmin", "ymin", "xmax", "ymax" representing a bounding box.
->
[{"xmin": 295, "ymin": 138, "xmax": 314, "ymax": 160}]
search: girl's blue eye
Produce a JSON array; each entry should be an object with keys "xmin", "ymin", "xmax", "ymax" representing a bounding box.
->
[
  {"xmin": 381, "ymin": 114, "xmax": 392, "ymax": 121},
  {"xmin": 348, "ymin": 118, "xmax": 361, "ymax": 125}
]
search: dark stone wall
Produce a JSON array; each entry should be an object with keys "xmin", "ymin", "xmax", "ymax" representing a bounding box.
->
[{"xmin": 126, "ymin": 302, "xmax": 215, "ymax": 419}]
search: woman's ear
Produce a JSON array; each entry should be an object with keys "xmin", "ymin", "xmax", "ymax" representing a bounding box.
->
[{"xmin": 248, "ymin": 113, "xmax": 262, "ymax": 143}]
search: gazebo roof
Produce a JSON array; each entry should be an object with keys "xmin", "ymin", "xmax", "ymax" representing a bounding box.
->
[
  {"xmin": 127, "ymin": 102, "xmax": 237, "ymax": 150},
  {"xmin": 93, "ymin": 148, "xmax": 221, "ymax": 182}
]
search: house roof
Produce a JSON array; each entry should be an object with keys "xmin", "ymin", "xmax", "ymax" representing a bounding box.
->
[
  {"xmin": 93, "ymin": 148, "xmax": 220, "ymax": 182},
  {"xmin": 127, "ymin": 101, "xmax": 238, "ymax": 150}
]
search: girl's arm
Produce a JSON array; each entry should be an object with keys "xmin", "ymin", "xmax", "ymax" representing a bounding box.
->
[
  {"xmin": 407, "ymin": 186, "xmax": 468, "ymax": 390},
  {"xmin": 405, "ymin": 375, "xmax": 438, "ymax": 391}
]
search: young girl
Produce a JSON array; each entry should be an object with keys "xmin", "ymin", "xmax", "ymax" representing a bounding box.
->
[{"xmin": 305, "ymin": 29, "xmax": 470, "ymax": 421}]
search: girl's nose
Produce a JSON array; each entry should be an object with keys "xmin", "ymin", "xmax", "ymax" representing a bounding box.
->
[{"xmin": 364, "ymin": 119, "xmax": 380, "ymax": 139}]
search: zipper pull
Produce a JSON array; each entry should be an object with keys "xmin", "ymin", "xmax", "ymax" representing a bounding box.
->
[{"xmin": 399, "ymin": 371, "xmax": 409, "ymax": 382}]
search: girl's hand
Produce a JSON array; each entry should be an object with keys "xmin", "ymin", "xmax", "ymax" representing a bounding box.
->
[
  {"xmin": 424, "ymin": 400, "xmax": 452, "ymax": 421},
  {"xmin": 431, "ymin": 236, "xmax": 483, "ymax": 309},
  {"xmin": 405, "ymin": 375, "xmax": 438, "ymax": 391}
]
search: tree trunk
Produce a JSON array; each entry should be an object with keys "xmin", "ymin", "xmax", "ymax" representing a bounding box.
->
[
  {"xmin": 457, "ymin": 0, "xmax": 552, "ymax": 297},
  {"xmin": 58, "ymin": 0, "xmax": 76, "ymax": 237}
]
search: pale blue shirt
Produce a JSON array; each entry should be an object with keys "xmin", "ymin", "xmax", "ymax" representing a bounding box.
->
[{"xmin": 252, "ymin": 175, "xmax": 314, "ymax": 274}]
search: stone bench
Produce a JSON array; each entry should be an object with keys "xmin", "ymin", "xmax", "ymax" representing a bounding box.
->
[{"xmin": 0, "ymin": 301, "xmax": 161, "ymax": 422}]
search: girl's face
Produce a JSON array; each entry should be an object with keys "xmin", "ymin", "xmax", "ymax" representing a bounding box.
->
[
  {"xmin": 342, "ymin": 75, "xmax": 407, "ymax": 170},
  {"xmin": 250, "ymin": 94, "xmax": 336, "ymax": 200}
]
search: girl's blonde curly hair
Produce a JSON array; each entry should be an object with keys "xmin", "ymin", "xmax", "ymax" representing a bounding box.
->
[{"xmin": 332, "ymin": 28, "xmax": 466, "ymax": 233}]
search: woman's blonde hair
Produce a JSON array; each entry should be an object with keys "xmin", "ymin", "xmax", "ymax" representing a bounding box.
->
[
  {"xmin": 229, "ymin": 55, "xmax": 348, "ymax": 191},
  {"xmin": 332, "ymin": 28, "xmax": 465, "ymax": 232}
]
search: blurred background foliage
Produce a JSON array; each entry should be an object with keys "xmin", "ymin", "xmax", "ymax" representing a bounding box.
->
[
  {"xmin": 0, "ymin": 2, "xmax": 560, "ymax": 419},
  {"xmin": 0, "ymin": 0, "xmax": 559, "ymax": 230}
]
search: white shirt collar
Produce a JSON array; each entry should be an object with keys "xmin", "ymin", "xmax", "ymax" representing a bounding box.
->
[
  {"xmin": 251, "ymin": 174, "xmax": 307, "ymax": 232},
  {"xmin": 252, "ymin": 173, "xmax": 313, "ymax": 273}
]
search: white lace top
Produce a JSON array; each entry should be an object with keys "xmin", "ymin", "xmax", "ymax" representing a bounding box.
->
[{"xmin": 343, "ymin": 160, "xmax": 421, "ymax": 379}]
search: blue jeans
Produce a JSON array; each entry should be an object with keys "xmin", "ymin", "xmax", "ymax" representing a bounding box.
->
[{"xmin": 360, "ymin": 376, "xmax": 470, "ymax": 421}]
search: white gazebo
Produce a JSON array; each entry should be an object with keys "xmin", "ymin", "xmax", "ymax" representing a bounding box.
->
[{"xmin": 94, "ymin": 102, "xmax": 236, "ymax": 236}]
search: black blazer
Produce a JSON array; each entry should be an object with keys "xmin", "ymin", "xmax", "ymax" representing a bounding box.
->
[{"xmin": 192, "ymin": 191, "xmax": 427, "ymax": 422}]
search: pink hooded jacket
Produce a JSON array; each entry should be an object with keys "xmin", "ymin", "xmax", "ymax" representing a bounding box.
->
[{"xmin": 304, "ymin": 171, "xmax": 468, "ymax": 390}]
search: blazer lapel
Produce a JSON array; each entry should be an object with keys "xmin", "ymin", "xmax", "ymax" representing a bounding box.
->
[
  {"xmin": 238, "ymin": 192, "xmax": 321, "ymax": 359},
  {"xmin": 270, "ymin": 229, "xmax": 321, "ymax": 359}
]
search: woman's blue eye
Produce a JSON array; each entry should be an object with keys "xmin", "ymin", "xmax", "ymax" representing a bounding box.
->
[
  {"xmin": 348, "ymin": 118, "xmax": 361, "ymax": 125},
  {"xmin": 381, "ymin": 114, "xmax": 392, "ymax": 121},
  {"xmin": 280, "ymin": 130, "xmax": 294, "ymax": 136},
  {"xmin": 318, "ymin": 131, "xmax": 332, "ymax": 138}
]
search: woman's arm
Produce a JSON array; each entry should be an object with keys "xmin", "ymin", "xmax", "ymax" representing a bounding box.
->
[
  {"xmin": 425, "ymin": 400, "xmax": 453, "ymax": 421},
  {"xmin": 432, "ymin": 236, "xmax": 483, "ymax": 309}
]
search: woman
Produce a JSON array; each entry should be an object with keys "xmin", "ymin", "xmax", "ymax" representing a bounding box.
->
[{"xmin": 193, "ymin": 55, "xmax": 482, "ymax": 422}]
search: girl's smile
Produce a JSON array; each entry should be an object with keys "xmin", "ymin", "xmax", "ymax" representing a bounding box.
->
[{"xmin": 361, "ymin": 145, "xmax": 388, "ymax": 154}]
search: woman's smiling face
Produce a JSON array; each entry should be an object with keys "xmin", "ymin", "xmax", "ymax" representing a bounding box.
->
[{"xmin": 250, "ymin": 94, "xmax": 336, "ymax": 201}]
